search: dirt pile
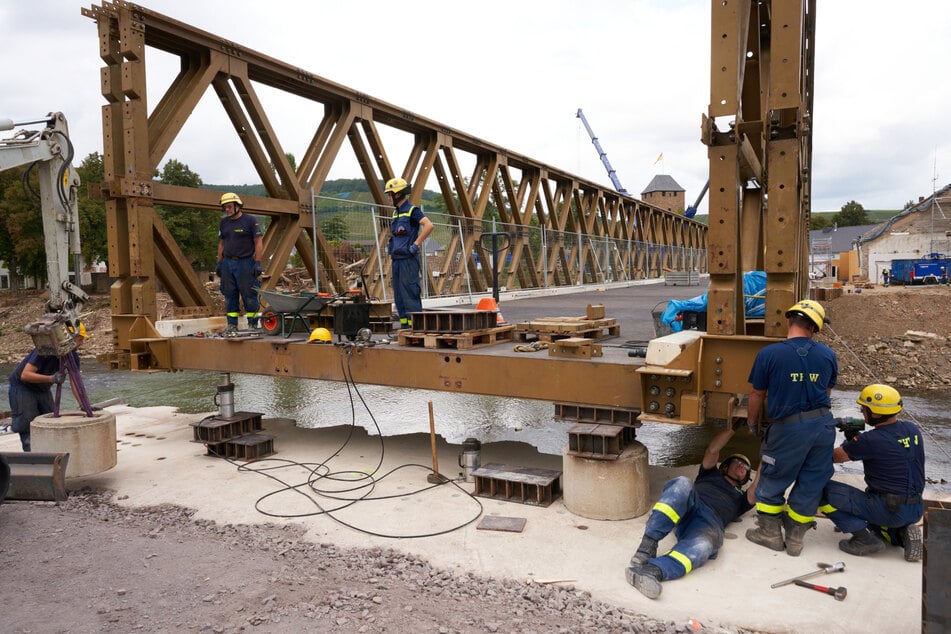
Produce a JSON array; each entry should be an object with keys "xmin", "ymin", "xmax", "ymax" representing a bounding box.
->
[{"xmin": 821, "ymin": 285, "xmax": 951, "ymax": 391}]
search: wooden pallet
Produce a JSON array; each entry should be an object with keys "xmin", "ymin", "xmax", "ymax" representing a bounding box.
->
[
  {"xmin": 514, "ymin": 317, "xmax": 619, "ymax": 343},
  {"xmin": 398, "ymin": 324, "xmax": 515, "ymax": 349}
]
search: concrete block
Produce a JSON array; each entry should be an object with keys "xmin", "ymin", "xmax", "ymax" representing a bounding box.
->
[
  {"xmin": 32, "ymin": 410, "xmax": 117, "ymax": 478},
  {"xmin": 562, "ymin": 441, "xmax": 650, "ymax": 520}
]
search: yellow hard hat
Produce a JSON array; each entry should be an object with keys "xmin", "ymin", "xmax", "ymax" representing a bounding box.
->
[
  {"xmin": 220, "ymin": 192, "xmax": 243, "ymax": 207},
  {"xmin": 785, "ymin": 299, "xmax": 829, "ymax": 332},
  {"xmin": 719, "ymin": 453, "xmax": 752, "ymax": 484},
  {"xmin": 68, "ymin": 322, "xmax": 88, "ymax": 338},
  {"xmin": 384, "ymin": 177, "xmax": 410, "ymax": 195},
  {"xmin": 308, "ymin": 327, "xmax": 332, "ymax": 343},
  {"xmin": 856, "ymin": 384, "xmax": 903, "ymax": 416}
]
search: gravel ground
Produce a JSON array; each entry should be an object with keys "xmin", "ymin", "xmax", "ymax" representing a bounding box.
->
[{"xmin": 0, "ymin": 489, "xmax": 759, "ymax": 634}]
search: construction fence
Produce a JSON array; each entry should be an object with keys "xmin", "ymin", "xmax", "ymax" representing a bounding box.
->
[{"xmin": 309, "ymin": 196, "xmax": 707, "ymax": 303}]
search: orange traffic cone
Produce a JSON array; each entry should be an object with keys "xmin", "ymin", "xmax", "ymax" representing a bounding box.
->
[{"xmin": 476, "ymin": 297, "xmax": 505, "ymax": 325}]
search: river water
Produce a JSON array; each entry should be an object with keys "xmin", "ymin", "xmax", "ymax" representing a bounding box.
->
[{"xmin": 4, "ymin": 362, "xmax": 950, "ymax": 492}]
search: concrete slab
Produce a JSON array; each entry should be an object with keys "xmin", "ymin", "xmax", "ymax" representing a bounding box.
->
[{"xmin": 2, "ymin": 406, "xmax": 941, "ymax": 633}]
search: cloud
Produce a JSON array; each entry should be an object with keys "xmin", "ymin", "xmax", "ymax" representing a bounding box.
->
[{"xmin": 2, "ymin": 0, "xmax": 949, "ymax": 213}]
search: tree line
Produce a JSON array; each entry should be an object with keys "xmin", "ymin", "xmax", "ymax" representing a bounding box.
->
[{"xmin": 0, "ymin": 153, "xmax": 222, "ymax": 290}]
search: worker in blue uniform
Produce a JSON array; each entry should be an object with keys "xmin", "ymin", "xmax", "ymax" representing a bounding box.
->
[
  {"xmin": 7, "ymin": 323, "xmax": 88, "ymax": 451},
  {"xmin": 819, "ymin": 384, "xmax": 925, "ymax": 562},
  {"xmin": 626, "ymin": 425, "xmax": 758, "ymax": 599},
  {"xmin": 384, "ymin": 177, "xmax": 434, "ymax": 329},
  {"xmin": 216, "ymin": 192, "xmax": 264, "ymax": 331},
  {"xmin": 745, "ymin": 299, "xmax": 838, "ymax": 557}
]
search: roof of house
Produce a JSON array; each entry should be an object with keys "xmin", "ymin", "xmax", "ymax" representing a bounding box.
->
[
  {"xmin": 809, "ymin": 224, "xmax": 879, "ymax": 252},
  {"xmin": 641, "ymin": 174, "xmax": 685, "ymax": 194},
  {"xmin": 858, "ymin": 183, "xmax": 951, "ymax": 245}
]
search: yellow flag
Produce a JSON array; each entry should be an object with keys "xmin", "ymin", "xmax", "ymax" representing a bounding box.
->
[{"xmin": 654, "ymin": 153, "xmax": 663, "ymax": 164}]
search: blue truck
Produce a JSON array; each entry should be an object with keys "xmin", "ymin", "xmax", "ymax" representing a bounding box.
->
[{"xmin": 888, "ymin": 254, "xmax": 949, "ymax": 285}]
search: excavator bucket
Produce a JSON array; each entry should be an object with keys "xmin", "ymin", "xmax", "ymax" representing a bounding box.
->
[{"xmin": 0, "ymin": 452, "xmax": 70, "ymax": 502}]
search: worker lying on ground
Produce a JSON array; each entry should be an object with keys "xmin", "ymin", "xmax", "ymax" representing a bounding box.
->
[
  {"xmin": 626, "ymin": 425, "xmax": 759, "ymax": 599},
  {"xmin": 818, "ymin": 384, "xmax": 925, "ymax": 562}
]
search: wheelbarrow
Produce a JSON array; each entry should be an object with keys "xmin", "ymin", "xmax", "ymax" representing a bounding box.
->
[{"xmin": 258, "ymin": 289, "xmax": 334, "ymax": 337}]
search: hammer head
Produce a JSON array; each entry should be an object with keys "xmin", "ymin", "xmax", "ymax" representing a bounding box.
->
[
  {"xmin": 833, "ymin": 586, "xmax": 847, "ymax": 601},
  {"xmin": 821, "ymin": 561, "xmax": 846, "ymax": 573}
]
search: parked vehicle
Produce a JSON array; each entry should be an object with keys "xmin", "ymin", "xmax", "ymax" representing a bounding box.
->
[{"xmin": 888, "ymin": 254, "xmax": 949, "ymax": 285}]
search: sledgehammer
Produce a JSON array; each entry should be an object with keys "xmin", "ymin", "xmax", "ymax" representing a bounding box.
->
[
  {"xmin": 794, "ymin": 579, "xmax": 847, "ymax": 601},
  {"xmin": 771, "ymin": 561, "xmax": 845, "ymax": 588}
]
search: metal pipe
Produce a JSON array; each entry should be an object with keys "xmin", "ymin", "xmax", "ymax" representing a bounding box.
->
[{"xmin": 311, "ymin": 187, "xmax": 319, "ymax": 293}]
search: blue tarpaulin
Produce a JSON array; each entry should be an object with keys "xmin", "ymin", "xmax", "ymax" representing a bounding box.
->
[{"xmin": 660, "ymin": 271, "xmax": 766, "ymax": 332}]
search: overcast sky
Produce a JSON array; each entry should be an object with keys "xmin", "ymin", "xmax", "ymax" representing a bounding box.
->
[{"xmin": 2, "ymin": 1, "xmax": 949, "ymax": 213}]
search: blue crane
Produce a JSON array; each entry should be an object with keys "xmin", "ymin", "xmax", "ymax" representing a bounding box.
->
[
  {"xmin": 684, "ymin": 179, "xmax": 709, "ymax": 219},
  {"xmin": 576, "ymin": 109, "xmax": 629, "ymax": 196}
]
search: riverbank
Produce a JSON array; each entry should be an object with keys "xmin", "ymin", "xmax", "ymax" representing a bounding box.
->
[
  {"xmin": 821, "ymin": 284, "xmax": 951, "ymax": 391},
  {"xmin": 3, "ymin": 406, "xmax": 945, "ymax": 633}
]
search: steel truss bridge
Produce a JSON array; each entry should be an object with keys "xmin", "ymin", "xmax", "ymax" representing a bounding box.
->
[
  {"xmin": 82, "ymin": 1, "xmax": 706, "ymax": 326},
  {"xmin": 81, "ymin": 1, "xmax": 815, "ymax": 428}
]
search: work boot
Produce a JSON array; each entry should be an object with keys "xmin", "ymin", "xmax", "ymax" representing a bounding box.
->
[
  {"xmin": 839, "ymin": 527, "xmax": 886, "ymax": 556},
  {"xmin": 899, "ymin": 524, "xmax": 923, "ymax": 562},
  {"xmin": 783, "ymin": 514, "xmax": 817, "ymax": 557},
  {"xmin": 625, "ymin": 563, "xmax": 663, "ymax": 600},
  {"xmin": 746, "ymin": 513, "xmax": 785, "ymax": 551},
  {"xmin": 629, "ymin": 536, "xmax": 659, "ymax": 566}
]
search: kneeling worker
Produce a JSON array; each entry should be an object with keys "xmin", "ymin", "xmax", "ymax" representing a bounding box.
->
[
  {"xmin": 626, "ymin": 425, "xmax": 758, "ymax": 599},
  {"xmin": 819, "ymin": 384, "xmax": 925, "ymax": 561}
]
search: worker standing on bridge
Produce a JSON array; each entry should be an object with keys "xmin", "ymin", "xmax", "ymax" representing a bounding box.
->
[
  {"xmin": 745, "ymin": 299, "xmax": 838, "ymax": 557},
  {"xmin": 7, "ymin": 323, "xmax": 88, "ymax": 452},
  {"xmin": 625, "ymin": 426, "xmax": 758, "ymax": 599},
  {"xmin": 216, "ymin": 193, "xmax": 264, "ymax": 331},
  {"xmin": 384, "ymin": 177, "xmax": 433, "ymax": 329},
  {"xmin": 818, "ymin": 384, "xmax": 925, "ymax": 562}
]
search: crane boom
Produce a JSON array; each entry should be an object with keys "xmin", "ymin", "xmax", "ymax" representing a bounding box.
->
[{"xmin": 576, "ymin": 109, "xmax": 629, "ymax": 195}]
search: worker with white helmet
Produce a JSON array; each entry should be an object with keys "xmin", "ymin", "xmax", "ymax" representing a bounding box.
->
[
  {"xmin": 384, "ymin": 177, "xmax": 434, "ymax": 329},
  {"xmin": 745, "ymin": 299, "xmax": 839, "ymax": 557},
  {"xmin": 216, "ymin": 192, "xmax": 264, "ymax": 331},
  {"xmin": 626, "ymin": 425, "xmax": 758, "ymax": 599},
  {"xmin": 818, "ymin": 384, "xmax": 925, "ymax": 562}
]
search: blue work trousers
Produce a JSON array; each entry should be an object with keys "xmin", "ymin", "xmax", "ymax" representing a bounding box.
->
[
  {"xmin": 820, "ymin": 481, "xmax": 923, "ymax": 534},
  {"xmin": 220, "ymin": 258, "xmax": 260, "ymax": 326},
  {"xmin": 8, "ymin": 384, "xmax": 54, "ymax": 452},
  {"xmin": 643, "ymin": 476, "xmax": 724, "ymax": 581},
  {"xmin": 755, "ymin": 416, "xmax": 835, "ymax": 520},
  {"xmin": 391, "ymin": 256, "xmax": 421, "ymax": 328}
]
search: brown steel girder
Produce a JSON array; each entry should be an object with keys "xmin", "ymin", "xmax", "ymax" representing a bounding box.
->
[
  {"xmin": 634, "ymin": 0, "xmax": 817, "ymax": 427},
  {"xmin": 704, "ymin": 0, "xmax": 815, "ymax": 338}
]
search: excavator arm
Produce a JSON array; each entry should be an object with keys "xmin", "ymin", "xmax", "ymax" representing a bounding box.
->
[{"xmin": 0, "ymin": 112, "xmax": 88, "ymax": 341}]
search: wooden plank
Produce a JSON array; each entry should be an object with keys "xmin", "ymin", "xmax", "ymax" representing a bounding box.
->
[{"xmin": 398, "ymin": 324, "xmax": 514, "ymax": 349}]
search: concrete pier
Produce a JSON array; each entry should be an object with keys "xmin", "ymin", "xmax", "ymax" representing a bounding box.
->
[{"xmin": 31, "ymin": 410, "xmax": 117, "ymax": 478}]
